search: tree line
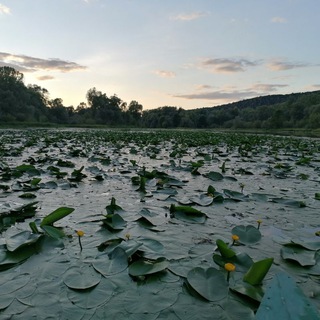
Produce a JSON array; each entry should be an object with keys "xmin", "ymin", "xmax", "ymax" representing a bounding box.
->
[{"xmin": 1, "ymin": 66, "xmax": 320, "ymax": 129}]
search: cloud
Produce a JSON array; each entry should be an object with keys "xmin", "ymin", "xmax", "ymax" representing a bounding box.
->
[
  {"xmin": 201, "ymin": 58, "xmax": 260, "ymax": 73},
  {"xmin": 271, "ymin": 16, "xmax": 287, "ymax": 23},
  {"xmin": 173, "ymin": 89, "xmax": 257, "ymax": 102},
  {"xmin": 171, "ymin": 11, "xmax": 208, "ymax": 21},
  {"xmin": 173, "ymin": 83, "xmax": 289, "ymax": 103},
  {"xmin": 267, "ymin": 60, "xmax": 308, "ymax": 71},
  {"xmin": 0, "ymin": 52, "xmax": 86, "ymax": 73},
  {"xmin": 306, "ymin": 84, "xmax": 320, "ymax": 91},
  {"xmin": 0, "ymin": 4, "xmax": 10, "ymax": 15},
  {"xmin": 154, "ymin": 70, "xmax": 176, "ymax": 78},
  {"xmin": 251, "ymin": 83, "xmax": 288, "ymax": 92},
  {"xmin": 37, "ymin": 75, "xmax": 55, "ymax": 81}
]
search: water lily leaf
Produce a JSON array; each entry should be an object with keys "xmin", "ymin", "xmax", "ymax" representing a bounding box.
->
[
  {"xmin": 271, "ymin": 198, "xmax": 306, "ymax": 207},
  {"xmin": 0, "ymin": 273, "xmax": 30, "ymax": 295},
  {"xmin": 129, "ymin": 257, "xmax": 169, "ymax": 276},
  {"xmin": 230, "ymin": 282, "xmax": 265, "ymax": 303},
  {"xmin": 172, "ymin": 293, "xmax": 224, "ymax": 320},
  {"xmin": 5, "ymin": 229, "xmax": 41, "ymax": 252},
  {"xmin": 243, "ymin": 258, "xmax": 274, "ymax": 285},
  {"xmin": 63, "ymin": 265, "xmax": 101, "ymax": 290},
  {"xmin": 223, "ymin": 189, "xmax": 248, "ymax": 201},
  {"xmin": 105, "ymin": 197, "xmax": 123, "ymax": 215},
  {"xmin": 41, "ymin": 225, "xmax": 65, "ymax": 238},
  {"xmin": 315, "ymin": 193, "xmax": 320, "ymax": 200},
  {"xmin": 0, "ymin": 294, "xmax": 14, "ymax": 310},
  {"xmin": 256, "ymin": 273, "xmax": 320, "ymax": 320},
  {"xmin": 231, "ymin": 225, "xmax": 261, "ymax": 244},
  {"xmin": 103, "ymin": 213, "xmax": 127, "ymax": 230},
  {"xmin": 206, "ymin": 171, "xmax": 224, "ymax": 181},
  {"xmin": 189, "ymin": 194, "xmax": 214, "ymax": 206},
  {"xmin": 213, "ymin": 252, "xmax": 253, "ymax": 272},
  {"xmin": 288, "ymin": 239, "xmax": 320, "ymax": 251},
  {"xmin": 170, "ymin": 204, "xmax": 207, "ymax": 224},
  {"xmin": 216, "ymin": 239, "xmax": 236, "ymax": 258},
  {"xmin": 67, "ymin": 277, "xmax": 114, "ymax": 308},
  {"xmin": 40, "ymin": 207, "xmax": 75, "ymax": 226},
  {"xmin": 0, "ymin": 244, "xmax": 38, "ymax": 270},
  {"xmin": 186, "ymin": 267, "xmax": 228, "ymax": 302},
  {"xmin": 124, "ymin": 282, "xmax": 178, "ymax": 314},
  {"xmin": 137, "ymin": 238, "xmax": 164, "ymax": 253},
  {"xmin": 93, "ymin": 247, "xmax": 128, "ymax": 276},
  {"xmin": 281, "ymin": 245, "xmax": 316, "ymax": 266}
]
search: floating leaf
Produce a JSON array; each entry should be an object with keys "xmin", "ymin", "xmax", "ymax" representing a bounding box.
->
[
  {"xmin": 63, "ymin": 265, "xmax": 101, "ymax": 290},
  {"xmin": 256, "ymin": 273, "xmax": 320, "ymax": 320},
  {"xmin": 243, "ymin": 258, "xmax": 273, "ymax": 285},
  {"xmin": 5, "ymin": 229, "xmax": 41, "ymax": 252},
  {"xmin": 213, "ymin": 252, "xmax": 253, "ymax": 272},
  {"xmin": 189, "ymin": 194, "xmax": 214, "ymax": 206},
  {"xmin": 103, "ymin": 213, "xmax": 127, "ymax": 230},
  {"xmin": 129, "ymin": 257, "xmax": 169, "ymax": 276},
  {"xmin": 231, "ymin": 225, "xmax": 261, "ymax": 244},
  {"xmin": 230, "ymin": 282, "xmax": 265, "ymax": 303},
  {"xmin": 93, "ymin": 247, "xmax": 128, "ymax": 276},
  {"xmin": 223, "ymin": 189, "xmax": 248, "ymax": 201},
  {"xmin": 170, "ymin": 204, "xmax": 207, "ymax": 224},
  {"xmin": 206, "ymin": 171, "xmax": 224, "ymax": 181},
  {"xmin": 186, "ymin": 267, "xmax": 228, "ymax": 302},
  {"xmin": 40, "ymin": 207, "xmax": 75, "ymax": 226},
  {"xmin": 281, "ymin": 245, "xmax": 316, "ymax": 266},
  {"xmin": 271, "ymin": 198, "xmax": 306, "ymax": 207}
]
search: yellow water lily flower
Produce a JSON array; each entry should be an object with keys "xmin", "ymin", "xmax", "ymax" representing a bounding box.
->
[
  {"xmin": 257, "ymin": 220, "xmax": 262, "ymax": 230},
  {"xmin": 224, "ymin": 263, "xmax": 236, "ymax": 272},
  {"xmin": 76, "ymin": 230, "xmax": 85, "ymax": 237}
]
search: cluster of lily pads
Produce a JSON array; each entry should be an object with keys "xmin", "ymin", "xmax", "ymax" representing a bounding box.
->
[{"xmin": 0, "ymin": 128, "xmax": 319, "ymax": 319}]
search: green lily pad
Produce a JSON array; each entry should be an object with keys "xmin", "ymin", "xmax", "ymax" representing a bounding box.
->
[
  {"xmin": 186, "ymin": 267, "xmax": 228, "ymax": 302},
  {"xmin": 129, "ymin": 257, "xmax": 169, "ymax": 277},
  {"xmin": 92, "ymin": 247, "xmax": 128, "ymax": 276},
  {"xmin": 206, "ymin": 171, "xmax": 224, "ymax": 181},
  {"xmin": 281, "ymin": 245, "xmax": 317, "ymax": 266},
  {"xmin": 230, "ymin": 281, "xmax": 265, "ymax": 303},
  {"xmin": 63, "ymin": 265, "xmax": 101, "ymax": 290},
  {"xmin": 41, "ymin": 225, "xmax": 65, "ymax": 239},
  {"xmin": 256, "ymin": 273, "xmax": 320, "ymax": 320},
  {"xmin": 231, "ymin": 225, "xmax": 261, "ymax": 244},
  {"xmin": 5, "ymin": 229, "xmax": 41, "ymax": 252},
  {"xmin": 103, "ymin": 213, "xmax": 127, "ymax": 230},
  {"xmin": 271, "ymin": 198, "xmax": 306, "ymax": 208},
  {"xmin": 170, "ymin": 204, "xmax": 207, "ymax": 224},
  {"xmin": 223, "ymin": 189, "xmax": 248, "ymax": 201},
  {"xmin": 189, "ymin": 194, "xmax": 214, "ymax": 206}
]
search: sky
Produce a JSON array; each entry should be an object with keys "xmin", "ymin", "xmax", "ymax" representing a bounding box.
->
[{"xmin": 0, "ymin": 0, "xmax": 319, "ymax": 110}]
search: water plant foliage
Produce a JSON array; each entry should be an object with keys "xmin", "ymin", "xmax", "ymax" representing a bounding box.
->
[{"xmin": 0, "ymin": 129, "xmax": 319, "ymax": 319}]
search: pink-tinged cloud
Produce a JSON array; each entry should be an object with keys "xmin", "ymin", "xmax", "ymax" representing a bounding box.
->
[
  {"xmin": 0, "ymin": 52, "xmax": 86, "ymax": 73},
  {"xmin": 201, "ymin": 58, "xmax": 260, "ymax": 73},
  {"xmin": 37, "ymin": 75, "xmax": 55, "ymax": 81},
  {"xmin": 171, "ymin": 11, "xmax": 208, "ymax": 21},
  {"xmin": 154, "ymin": 70, "xmax": 176, "ymax": 78},
  {"xmin": 268, "ymin": 60, "xmax": 308, "ymax": 71}
]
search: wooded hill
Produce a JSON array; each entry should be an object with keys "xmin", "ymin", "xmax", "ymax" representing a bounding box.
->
[{"xmin": 1, "ymin": 66, "xmax": 320, "ymax": 129}]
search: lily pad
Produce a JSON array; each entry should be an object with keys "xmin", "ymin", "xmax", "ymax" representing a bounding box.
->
[
  {"xmin": 129, "ymin": 257, "xmax": 169, "ymax": 277},
  {"xmin": 256, "ymin": 273, "xmax": 320, "ymax": 320},
  {"xmin": 281, "ymin": 245, "xmax": 317, "ymax": 266},
  {"xmin": 92, "ymin": 247, "xmax": 128, "ymax": 276},
  {"xmin": 5, "ymin": 229, "xmax": 41, "ymax": 252},
  {"xmin": 231, "ymin": 225, "xmax": 261, "ymax": 245},
  {"xmin": 186, "ymin": 267, "xmax": 228, "ymax": 302},
  {"xmin": 63, "ymin": 265, "xmax": 101, "ymax": 290}
]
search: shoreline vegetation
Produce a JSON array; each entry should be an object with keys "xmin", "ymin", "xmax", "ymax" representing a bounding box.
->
[{"xmin": 1, "ymin": 66, "xmax": 320, "ymax": 134}]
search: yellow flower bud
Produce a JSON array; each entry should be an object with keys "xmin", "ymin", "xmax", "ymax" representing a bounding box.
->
[
  {"xmin": 224, "ymin": 263, "xmax": 236, "ymax": 272},
  {"xmin": 232, "ymin": 234, "xmax": 239, "ymax": 241},
  {"xmin": 76, "ymin": 230, "xmax": 85, "ymax": 237}
]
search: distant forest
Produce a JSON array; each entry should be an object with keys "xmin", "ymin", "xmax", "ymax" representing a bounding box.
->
[{"xmin": 1, "ymin": 66, "xmax": 320, "ymax": 129}]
